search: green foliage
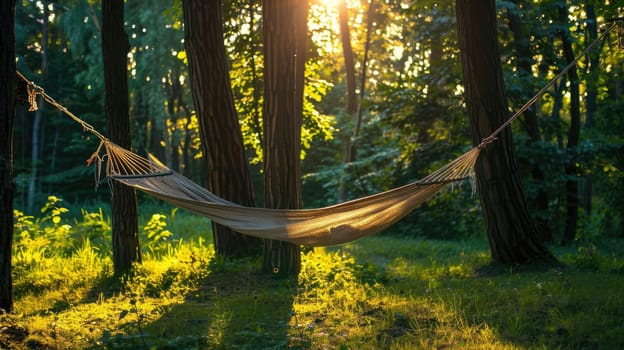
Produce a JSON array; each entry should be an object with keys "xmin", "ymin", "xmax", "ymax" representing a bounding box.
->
[
  {"xmin": 14, "ymin": 196, "xmax": 74, "ymax": 255},
  {"xmin": 141, "ymin": 213, "xmax": 174, "ymax": 254}
]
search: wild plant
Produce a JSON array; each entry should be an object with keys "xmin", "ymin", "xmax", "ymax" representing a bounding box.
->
[{"xmin": 141, "ymin": 212, "xmax": 174, "ymax": 257}]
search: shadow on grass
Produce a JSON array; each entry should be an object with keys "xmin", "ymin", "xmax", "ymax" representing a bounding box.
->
[
  {"xmin": 341, "ymin": 236, "xmax": 624, "ymax": 349},
  {"xmin": 93, "ymin": 257, "xmax": 299, "ymax": 349}
]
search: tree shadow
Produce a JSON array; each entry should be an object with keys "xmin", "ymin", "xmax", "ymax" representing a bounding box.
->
[
  {"xmin": 338, "ymin": 237, "xmax": 624, "ymax": 349},
  {"xmin": 102, "ymin": 258, "xmax": 300, "ymax": 349}
]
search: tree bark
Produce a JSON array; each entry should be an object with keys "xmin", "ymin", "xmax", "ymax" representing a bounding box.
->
[
  {"xmin": 0, "ymin": 0, "xmax": 16, "ymax": 313},
  {"xmin": 558, "ymin": 4, "xmax": 580, "ymax": 245},
  {"xmin": 456, "ymin": 0, "xmax": 551, "ymax": 264},
  {"xmin": 262, "ymin": 0, "xmax": 309, "ymax": 276},
  {"xmin": 102, "ymin": 0, "xmax": 141, "ymax": 276},
  {"xmin": 183, "ymin": 0, "xmax": 262, "ymax": 258}
]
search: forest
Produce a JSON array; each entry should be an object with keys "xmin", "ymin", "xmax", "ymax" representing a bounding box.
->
[{"xmin": 0, "ymin": 0, "xmax": 623, "ymax": 348}]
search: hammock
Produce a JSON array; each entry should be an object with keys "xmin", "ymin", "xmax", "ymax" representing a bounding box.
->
[
  {"xmin": 19, "ymin": 75, "xmax": 482, "ymax": 246},
  {"xmin": 98, "ymin": 140, "xmax": 478, "ymax": 246},
  {"xmin": 15, "ymin": 21, "xmax": 616, "ymax": 246}
]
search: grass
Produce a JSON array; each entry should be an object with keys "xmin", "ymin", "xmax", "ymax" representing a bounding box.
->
[{"xmin": 3, "ymin": 198, "xmax": 624, "ymax": 349}]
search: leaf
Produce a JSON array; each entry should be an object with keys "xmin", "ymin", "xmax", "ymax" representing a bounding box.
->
[{"xmin": 119, "ymin": 309, "xmax": 129, "ymax": 320}]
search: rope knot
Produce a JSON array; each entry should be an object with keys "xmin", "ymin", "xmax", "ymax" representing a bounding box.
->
[
  {"xmin": 26, "ymin": 81, "xmax": 43, "ymax": 112},
  {"xmin": 477, "ymin": 136, "xmax": 497, "ymax": 150}
]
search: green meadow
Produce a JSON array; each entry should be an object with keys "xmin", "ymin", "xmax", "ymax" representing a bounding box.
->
[{"xmin": 1, "ymin": 196, "xmax": 622, "ymax": 349}]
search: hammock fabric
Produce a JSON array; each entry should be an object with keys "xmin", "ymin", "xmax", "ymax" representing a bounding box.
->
[{"xmin": 100, "ymin": 140, "xmax": 479, "ymax": 246}]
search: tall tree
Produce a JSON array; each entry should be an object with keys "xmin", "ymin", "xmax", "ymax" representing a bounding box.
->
[
  {"xmin": 557, "ymin": 3, "xmax": 581, "ymax": 245},
  {"xmin": 182, "ymin": 0, "xmax": 262, "ymax": 258},
  {"xmin": 581, "ymin": 2, "xmax": 598, "ymax": 214},
  {"xmin": 102, "ymin": 0, "xmax": 141, "ymax": 276},
  {"xmin": 338, "ymin": 0, "xmax": 357, "ymax": 117},
  {"xmin": 262, "ymin": 0, "xmax": 309, "ymax": 276},
  {"xmin": 0, "ymin": 0, "xmax": 16, "ymax": 313},
  {"xmin": 456, "ymin": 0, "xmax": 551, "ymax": 263},
  {"xmin": 337, "ymin": 0, "xmax": 357, "ymax": 201}
]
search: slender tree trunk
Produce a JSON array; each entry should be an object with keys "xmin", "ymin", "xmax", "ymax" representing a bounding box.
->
[
  {"xmin": 337, "ymin": 0, "xmax": 357, "ymax": 201},
  {"xmin": 456, "ymin": 0, "xmax": 551, "ymax": 263},
  {"xmin": 102, "ymin": 0, "xmax": 141, "ymax": 276},
  {"xmin": 166, "ymin": 72, "xmax": 181, "ymax": 172},
  {"xmin": 27, "ymin": 2, "xmax": 49, "ymax": 213},
  {"xmin": 507, "ymin": 0, "xmax": 552, "ymax": 242},
  {"xmin": 338, "ymin": 0, "xmax": 357, "ymax": 116},
  {"xmin": 582, "ymin": 3, "xmax": 598, "ymax": 214},
  {"xmin": 183, "ymin": 0, "xmax": 262, "ymax": 258},
  {"xmin": 0, "ymin": 0, "xmax": 16, "ymax": 313},
  {"xmin": 262, "ymin": 0, "xmax": 309, "ymax": 276},
  {"xmin": 353, "ymin": 0, "xmax": 374, "ymax": 141},
  {"xmin": 548, "ymin": 82, "xmax": 565, "ymax": 149},
  {"xmin": 584, "ymin": 3, "xmax": 598, "ymax": 130},
  {"xmin": 558, "ymin": 4, "xmax": 580, "ymax": 245}
]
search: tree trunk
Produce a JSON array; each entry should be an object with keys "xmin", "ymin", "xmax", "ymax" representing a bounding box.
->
[
  {"xmin": 507, "ymin": 0, "xmax": 552, "ymax": 242},
  {"xmin": 338, "ymin": 0, "xmax": 357, "ymax": 116},
  {"xmin": 0, "ymin": 0, "xmax": 16, "ymax": 313},
  {"xmin": 558, "ymin": 4, "xmax": 580, "ymax": 245},
  {"xmin": 102, "ymin": 0, "xmax": 141, "ymax": 276},
  {"xmin": 183, "ymin": 0, "xmax": 262, "ymax": 258},
  {"xmin": 27, "ymin": 2, "xmax": 49, "ymax": 213},
  {"xmin": 582, "ymin": 3, "xmax": 598, "ymax": 214},
  {"xmin": 262, "ymin": 0, "xmax": 309, "ymax": 276},
  {"xmin": 337, "ymin": 0, "xmax": 357, "ymax": 201},
  {"xmin": 166, "ymin": 71, "xmax": 181, "ymax": 172},
  {"xmin": 354, "ymin": 0, "xmax": 374, "ymax": 142},
  {"xmin": 456, "ymin": 0, "xmax": 551, "ymax": 264}
]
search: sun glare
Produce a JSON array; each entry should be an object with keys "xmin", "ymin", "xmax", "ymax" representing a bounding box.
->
[
  {"xmin": 317, "ymin": 0, "xmax": 340, "ymax": 8},
  {"xmin": 309, "ymin": 0, "xmax": 363, "ymax": 55},
  {"xmin": 317, "ymin": 0, "xmax": 361, "ymax": 10}
]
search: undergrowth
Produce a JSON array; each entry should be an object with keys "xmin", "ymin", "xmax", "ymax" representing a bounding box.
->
[{"xmin": 3, "ymin": 196, "xmax": 623, "ymax": 349}]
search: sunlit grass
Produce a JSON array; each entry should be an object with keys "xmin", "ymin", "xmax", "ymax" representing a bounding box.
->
[{"xmin": 4, "ymin": 200, "xmax": 624, "ymax": 349}]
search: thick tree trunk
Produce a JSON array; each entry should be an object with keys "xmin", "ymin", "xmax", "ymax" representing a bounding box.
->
[
  {"xmin": 0, "ymin": 0, "xmax": 16, "ymax": 313},
  {"xmin": 456, "ymin": 0, "xmax": 551, "ymax": 264},
  {"xmin": 183, "ymin": 0, "xmax": 262, "ymax": 258},
  {"xmin": 262, "ymin": 0, "xmax": 309, "ymax": 276},
  {"xmin": 558, "ymin": 5, "xmax": 580, "ymax": 245},
  {"xmin": 507, "ymin": 0, "xmax": 552, "ymax": 242},
  {"xmin": 102, "ymin": 0, "xmax": 141, "ymax": 276}
]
